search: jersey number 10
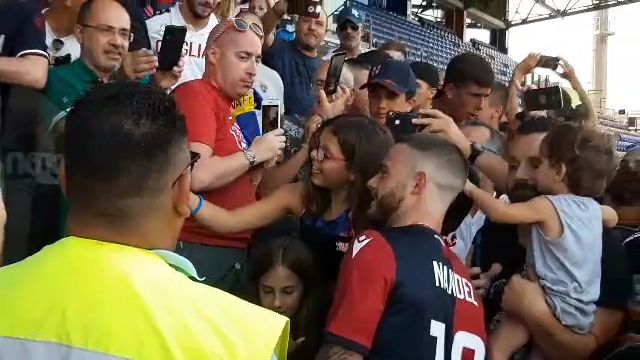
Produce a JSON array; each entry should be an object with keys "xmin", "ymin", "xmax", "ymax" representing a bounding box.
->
[{"xmin": 429, "ymin": 319, "xmax": 485, "ymax": 360}]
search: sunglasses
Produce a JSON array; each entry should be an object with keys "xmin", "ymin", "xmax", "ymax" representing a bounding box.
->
[
  {"xmin": 337, "ymin": 22, "xmax": 359, "ymax": 32},
  {"xmin": 210, "ymin": 18, "xmax": 264, "ymax": 44},
  {"xmin": 172, "ymin": 151, "xmax": 201, "ymax": 188}
]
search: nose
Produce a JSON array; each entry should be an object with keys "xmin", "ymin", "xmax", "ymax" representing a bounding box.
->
[
  {"xmin": 514, "ymin": 164, "xmax": 533, "ymax": 181},
  {"xmin": 367, "ymin": 174, "xmax": 379, "ymax": 191},
  {"xmin": 272, "ymin": 293, "xmax": 282, "ymax": 310},
  {"xmin": 247, "ymin": 58, "xmax": 257, "ymax": 77}
]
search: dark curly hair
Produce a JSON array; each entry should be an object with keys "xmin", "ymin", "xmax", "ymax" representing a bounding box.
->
[{"xmin": 540, "ymin": 123, "xmax": 616, "ymax": 197}]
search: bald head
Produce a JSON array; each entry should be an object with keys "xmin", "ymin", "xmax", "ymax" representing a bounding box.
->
[
  {"xmin": 400, "ymin": 133, "xmax": 468, "ymax": 207},
  {"xmin": 204, "ymin": 20, "xmax": 262, "ymax": 99}
]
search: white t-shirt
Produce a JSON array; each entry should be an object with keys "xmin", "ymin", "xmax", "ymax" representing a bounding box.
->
[
  {"xmin": 44, "ymin": 20, "xmax": 80, "ymax": 65},
  {"xmin": 146, "ymin": 5, "xmax": 218, "ymax": 88}
]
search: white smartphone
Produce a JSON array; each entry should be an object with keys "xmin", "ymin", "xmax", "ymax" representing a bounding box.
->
[{"xmin": 261, "ymin": 99, "xmax": 281, "ymax": 135}]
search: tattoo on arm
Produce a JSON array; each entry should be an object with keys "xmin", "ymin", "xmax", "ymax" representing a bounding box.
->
[{"xmin": 315, "ymin": 344, "xmax": 363, "ymax": 360}]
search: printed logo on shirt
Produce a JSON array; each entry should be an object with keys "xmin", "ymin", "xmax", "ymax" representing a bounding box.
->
[
  {"xmin": 230, "ymin": 122, "xmax": 248, "ymax": 150},
  {"xmin": 352, "ymin": 234, "xmax": 372, "ymax": 258},
  {"xmin": 232, "ymin": 94, "xmax": 256, "ymax": 118},
  {"xmin": 336, "ymin": 241, "xmax": 349, "ymax": 253},
  {"xmin": 154, "ymin": 39, "xmax": 206, "ymax": 59},
  {"xmin": 443, "ymin": 233, "xmax": 457, "ymax": 248}
]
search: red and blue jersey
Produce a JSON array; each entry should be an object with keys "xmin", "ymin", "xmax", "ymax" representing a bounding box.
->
[{"xmin": 326, "ymin": 225, "xmax": 487, "ymax": 360}]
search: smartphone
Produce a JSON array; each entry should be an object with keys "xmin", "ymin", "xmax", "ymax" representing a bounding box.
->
[
  {"xmin": 524, "ymin": 86, "xmax": 564, "ymax": 111},
  {"xmin": 288, "ymin": 0, "xmax": 322, "ymax": 19},
  {"xmin": 261, "ymin": 100, "xmax": 281, "ymax": 135},
  {"xmin": 536, "ymin": 55, "xmax": 560, "ymax": 70},
  {"xmin": 324, "ymin": 51, "xmax": 347, "ymax": 96},
  {"xmin": 157, "ymin": 25, "xmax": 187, "ymax": 71},
  {"xmin": 386, "ymin": 112, "xmax": 421, "ymax": 142}
]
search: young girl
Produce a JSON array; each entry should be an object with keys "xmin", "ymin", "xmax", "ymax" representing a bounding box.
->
[
  {"xmin": 189, "ymin": 114, "xmax": 393, "ymax": 284},
  {"xmin": 247, "ymin": 237, "xmax": 324, "ymax": 360},
  {"xmin": 464, "ymin": 123, "xmax": 618, "ymax": 360}
]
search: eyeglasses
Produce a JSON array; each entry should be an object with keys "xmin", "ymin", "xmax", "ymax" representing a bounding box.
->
[
  {"xmin": 209, "ymin": 18, "xmax": 264, "ymax": 44},
  {"xmin": 337, "ymin": 22, "xmax": 359, "ymax": 32},
  {"xmin": 80, "ymin": 24, "xmax": 134, "ymax": 43},
  {"xmin": 172, "ymin": 151, "xmax": 201, "ymax": 188},
  {"xmin": 310, "ymin": 147, "xmax": 346, "ymax": 162}
]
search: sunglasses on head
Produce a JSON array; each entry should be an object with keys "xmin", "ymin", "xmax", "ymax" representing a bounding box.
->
[
  {"xmin": 338, "ymin": 22, "xmax": 359, "ymax": 32},
  {"xmin": 210, "ymin": 18, "xmax": 264, "ymax": 43}
]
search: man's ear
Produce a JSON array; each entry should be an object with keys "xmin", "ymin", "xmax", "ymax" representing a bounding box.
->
[
  {"xmin": 205, "ymin": 46, "xmax": 218, "ymax": 67},
  {"xmin": 412, "ymin": 170, "xmax": 428, "ymax": 195},
  {"xmin": 443, "ymin": 83, "xmax": 455, "ymax": 99},
  {"xmin": 74, "ymin": 24, "xmax": 84, "ymax": 43},
  {"xmin": 173, "ymin": 172, "xmax": 191, "ymax": 219}
]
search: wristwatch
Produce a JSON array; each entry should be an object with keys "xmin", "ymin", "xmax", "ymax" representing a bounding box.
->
[
  {"xmin": 468, "ymin": 142, "xmax": 484, "ymax": 165},
  {"xmin": 242, "ymin": 149, "xmax": 257, "ymax": 167}
]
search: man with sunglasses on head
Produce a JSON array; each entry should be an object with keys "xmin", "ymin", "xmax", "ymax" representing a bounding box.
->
[
  {"xmin": 43, "ymin": 0, "xmax": 85, "ymax": 66},
  {"xmin": 172, "ymin": 18, "xmax": 286, "ymax": 293},
  {"xmin": 323, "ymin": 6, "xmax": 364, "ymax": 60},
  {"xmin": 0, "ymin": 82, "xmax": 290, "ymax": 360},
  {"xmin": 142, "ymin": 0, "xmax": 219, "ymax": 88},
  {"xmin": 44, "ymin": 0, "xmax": 183, "ymax": 134}
]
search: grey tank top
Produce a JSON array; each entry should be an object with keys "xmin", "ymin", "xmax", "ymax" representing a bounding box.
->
[{"xmin": 529, "ymin": 194, "xmax": 602, "ymax": 308}]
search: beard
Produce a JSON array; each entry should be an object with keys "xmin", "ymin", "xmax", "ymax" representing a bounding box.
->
[
  {"xmin": 368, "ymin": 187, "xmax": 405, "ymax": 222},
  {"xmin": 507, "ymin": 180, "xmax": 541, "ymax": 203}
]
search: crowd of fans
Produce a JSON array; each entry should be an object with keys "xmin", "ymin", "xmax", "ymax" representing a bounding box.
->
[{"xmin": 0, "ymin": 0, "xmax": 638, "ymax": 359}]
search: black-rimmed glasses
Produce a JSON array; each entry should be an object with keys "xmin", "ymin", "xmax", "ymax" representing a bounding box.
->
[
  {"xmin": 209, "ymin": 18, "xmax": 264, "ymax": 44},
  {"xmin": 80, "ymin": 24, "xmax": 134, "ymax": 43},
  {"xmin": 172, "ymin": 151, "xmax": 201, "ymax": 187}
]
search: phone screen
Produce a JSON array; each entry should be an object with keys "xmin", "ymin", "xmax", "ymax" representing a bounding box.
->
[
  {"xmin": 262, "ymin": 103, "xmax": 281, "ymax": 134},
  {"xmin": 536, "ymin": 55, "xmax": 560, "ymax": 71},
  {"xmin": 157, "ymin": 25, "xmax": 187, "ymax": 71},
  {"xmin": 386, "ymin": 112, "xmax": 420, "ymax": 142},
  {"xmin": 324, "ymin": 52, "xmax": 347, "ymax": 96},
  {"xmin": 524, "ymin": 86, "xmax": 563, "ymax": 111}
]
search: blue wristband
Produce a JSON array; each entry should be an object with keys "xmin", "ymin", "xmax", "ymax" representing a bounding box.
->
[{"xmin": 191, "ymin": 195, "xmax": 204, "ymax": 217}]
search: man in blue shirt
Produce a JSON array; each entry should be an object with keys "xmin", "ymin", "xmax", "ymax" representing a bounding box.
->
[{"xmin": 262, "ymin": 6, "xmax": 326, "ymax": 117}]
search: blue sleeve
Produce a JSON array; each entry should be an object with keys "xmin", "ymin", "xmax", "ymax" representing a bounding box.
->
[{"xmin": 262, "ymin": 39, "xmax": 286, "ymax": 70}]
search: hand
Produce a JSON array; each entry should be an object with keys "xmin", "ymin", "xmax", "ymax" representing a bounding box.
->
[
  {"xmin": 304, "ymin": 114, "xmax": 323, "ymax": 144},
  {"xmin": 557, "ymin": 57, "xmax": 578, "ymax": 83},
  {"xmin": 315, "ymin": 85, "xmax": 350, "ymax": 121},
  {"xmin": 469, "ymin": 263, "xmax": 503, "ymax": 298},
  {"xmin": 121, "ymin": 49, "xmax": 158, "ymax": 80},
  {"xmin": 154, "ymin": 57, "xmax": 184, "ymax": 90},
  {"xmin": 250, "ymin": 128, "xmax": 286, "ymax": 164},
  {"xmin": 514, "ymin": 52, "xmax": 541, "ymax": 81},
  {"xmin": 463, "ymin": 179, "xmax": 477, "ymax": 195},
  {"xmin": 274, "ymin": 0, "xmax": 287, "ymax": 17},
  {"xmin": 501, "ymin": 273, "xmax": 549, "ymax": 321},
  {"xmin": 412, "ymin": 109, "xmax": 471, "ymax": 157}
]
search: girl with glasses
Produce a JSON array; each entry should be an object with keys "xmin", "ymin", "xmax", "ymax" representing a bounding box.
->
[{"xmin": 188, "ymin": 114, "xmax": 393, "ymax": 285}]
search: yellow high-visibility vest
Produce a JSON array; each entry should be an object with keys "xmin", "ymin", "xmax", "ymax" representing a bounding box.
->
[{"xmin": 0, "ymin": 236, "xmax": 289, "ymax": 360}]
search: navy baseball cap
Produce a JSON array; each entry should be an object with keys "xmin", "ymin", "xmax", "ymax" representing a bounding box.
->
[
  {"xmin": 337, "ymin": 6, "xmax": 365, "ymax": 26},
  {"xmin": 360, "ymin": 59, "xmax": 417, "ymax": 95}
]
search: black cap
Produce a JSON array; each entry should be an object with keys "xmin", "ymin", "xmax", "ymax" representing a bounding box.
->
[
  {"xmin": 360, "ymin": 60, "xmax": 417, "ymax": 95},
  {"xmin": 348, "ymin": 49, "xmax": 391, "ymax": 69},
  {"xmin": 410, "ymin": 61, "xmax": 440, "ymax": 88}
]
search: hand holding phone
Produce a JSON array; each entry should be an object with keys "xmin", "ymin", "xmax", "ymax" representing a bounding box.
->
[
  {"xmin": 523, "ymin": 86, "xmax": 564, "ymax": 111},
  {"xmin": 324, "ymin": 51, "xmax": 347, "ymax": 96}
]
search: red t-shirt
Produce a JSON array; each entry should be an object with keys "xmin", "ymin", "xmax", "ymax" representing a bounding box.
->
[{"xmin": 173, "ymin": 80, "xmax": 257, "ymax": 248}]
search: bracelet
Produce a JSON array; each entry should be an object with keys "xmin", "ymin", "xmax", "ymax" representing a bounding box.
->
[{"xmin": 190, "ymin": 195, "xmax": 204, "ymax": 217}]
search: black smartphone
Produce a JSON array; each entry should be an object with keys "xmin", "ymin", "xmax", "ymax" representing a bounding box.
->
[
  {"xmin": 536, "ymin": 55, "xmax": 560, "ymax": 70},
  {"xmin": 386, "ymin": 112, "xmax": 421, "ymax": 142},
  {"xmin": 157, "ymin": 25, "xmax": 187, "ymax": 71},
  {"xmin": 324, "ymin": 51, "xmax": 347, "ymax": 96},
  {"xmin": 261, "ymin": 100, "xmax": 281, "ymax": 135},
  {"xmin": 288, "ymin": 0, "xmax": 322, "ymax": 19},
  {"xmin": 524, "ymin": 86, "xmax": 564, "ymax": 111}
]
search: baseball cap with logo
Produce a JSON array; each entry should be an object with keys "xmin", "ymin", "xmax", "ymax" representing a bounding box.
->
[
  {"xmin": 336, "ymin": 6, "xmax": 364, "ymax": 26},
  {"xmin": 360, "ymin": 59, "xmax": 417, "ymax": 95}
]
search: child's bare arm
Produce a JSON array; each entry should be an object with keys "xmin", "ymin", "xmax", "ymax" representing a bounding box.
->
[{"xmin": 600, "ymin": 205, "xmax": 618, "ymax": 228}]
